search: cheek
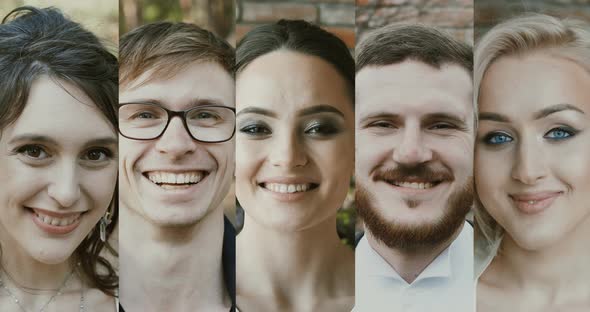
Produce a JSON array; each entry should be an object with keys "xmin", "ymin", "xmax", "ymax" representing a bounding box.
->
[
  {"xmin": 236, "ymin": 137, "xmax": 265, "ymax": 184},
  {"xmin": 355, "ymin": 133, "xmax": 391, "ymax": 182},
  {"xmin": 0, "ymin": 161, "xmax": 47, "ymax": 209},
  {"xmin": 551, "ymin": 142, "xmax": 590, "ymax": 202},
  {"xmin": 82, "ymin": 166, "xmax": 118, "ymax": 214}
]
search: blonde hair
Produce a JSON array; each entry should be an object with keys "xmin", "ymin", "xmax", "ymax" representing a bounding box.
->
[{"xmin": 474, "ymin": 14, "xmax": 590, "ymax": 276}]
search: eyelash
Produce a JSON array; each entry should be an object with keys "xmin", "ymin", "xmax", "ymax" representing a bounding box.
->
[
  {"xmin": 13, "ymin": 145, "xmax": 114, "ymax": 163},
  {"xmin": 239, "ymin": 122, "xmax": 341, "ymax": 138},
  {"xmin": 239, "ymin": 124, "xmax": 272, "ymax": 136},
  {"xmin": 483, "ymin": 126, "xmax": 578, "ymax": 145}
]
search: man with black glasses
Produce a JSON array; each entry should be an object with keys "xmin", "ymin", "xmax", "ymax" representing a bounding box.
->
[{"xmin": 118, "ymin": 22, "xmax": 236, "ymax": 312}]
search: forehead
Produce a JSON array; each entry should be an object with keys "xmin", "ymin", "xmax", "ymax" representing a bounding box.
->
[
  {"xmin": 236, "ymin": 50, "xmax": 351, "ymax": 114},
  {"xmin": 479, "ymin": 52, "xmax": 590, "ymax": 114},
  {"xmin": 120, "ymin": 61, "xmax": 235, "ymax": 109},
  {"xmin": 356, "ymin": 60, "xmax": 473, "ymax": 119},
  {"xmin": 8, "ymin": 76, "xmax": 114, "ymax": 140}
]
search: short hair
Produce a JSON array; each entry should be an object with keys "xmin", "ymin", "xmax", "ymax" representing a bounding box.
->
[
  {"xmin": 356, "ymin": 23, "xmax": 473, "ymax": 75},
  {"xmin": 473, "ymin": 14, "xmax": 590, "ymax": 276},
  {"xmin": 235, "ymin": 19, "xmax": 354, "ymax": 102},
  {"xmin": 0, "ymin": 6, "xmax": 118, "ymax": 295},
  {"xmin": 119, "ymin": 21, "xmax": 234, "ymax": 89}
]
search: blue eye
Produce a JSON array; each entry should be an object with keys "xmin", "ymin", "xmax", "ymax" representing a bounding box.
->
[
  {"xmin": 545, "ymin": 127, "xmax": 575, "ymax": 140},
  {"xmin": 484, "ymin": 132, "xmax": 513, "ymax": 145}
]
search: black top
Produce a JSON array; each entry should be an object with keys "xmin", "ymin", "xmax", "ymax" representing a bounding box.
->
[{"xmin": 120, "ymin": 216, "xmax": 237, "ymax": 312}]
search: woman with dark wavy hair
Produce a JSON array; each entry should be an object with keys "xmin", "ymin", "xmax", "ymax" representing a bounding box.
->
[
  {"xmin": 235, "ymin": 20, "xmax": 355, "ymax": 312},
  {"xmin": 0, "ymin": 6, "xmax": 118, "ymax": 311}
]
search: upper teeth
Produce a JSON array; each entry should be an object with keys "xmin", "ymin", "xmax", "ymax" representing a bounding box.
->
[
  {"xmin": 392, "ymin": 181, "xmax": 433, "ymax": 189},
  {"xmin": 264, "ymin": 183, "xmax": 312, "ymax": 193},
  {"xmin": 147, "ymin": 171, "xmax": 204, "ymax": 184},
  {"xmin": 35, "ymin": 212, "xmax": 79, "ymax": 226}
]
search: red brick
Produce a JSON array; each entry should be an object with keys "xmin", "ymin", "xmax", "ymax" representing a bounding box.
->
[
  {"xmin": 421, "ymin": 8, "xmax": 473, "ymax": 28},
  {"xmin": 319, "ymin": 4, "xmax": 355, "ymax": 25},
  {"xmin": 241, "ymin": 2, "xmax": 318, "ymax": 23}
]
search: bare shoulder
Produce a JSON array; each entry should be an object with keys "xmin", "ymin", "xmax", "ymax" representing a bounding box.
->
[{"xmin": 83, "ymin": 288, "xmax": 116, "ymax": 312}]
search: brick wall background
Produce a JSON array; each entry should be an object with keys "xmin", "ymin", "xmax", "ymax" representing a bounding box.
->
[
  {"xmin": 356, "ymin": 0, "xmax": 474, "ymax": 45},
  {"xmin": 475, "ymin": 0, "xmax": 590, "ymax": 40},
  {"xmin": 235, "ymin": 0, "xmax": 356, "ymax": 48}
]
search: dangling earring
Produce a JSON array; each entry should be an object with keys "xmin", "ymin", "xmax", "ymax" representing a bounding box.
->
[{"xmin": 100, "ymin": 210, "xmax": 112, "ymax": 242}]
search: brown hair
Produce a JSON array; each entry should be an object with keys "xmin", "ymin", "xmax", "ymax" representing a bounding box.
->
[
  {"xmin": 119, "ymin": 21, "xmax": 235, "ymax": 88},
  {"xmin": 356, "ymin": 23, "xmax": 473, "ymax": 75},
  {"xmin": 0, "ymin": 6, "xmax": 118, "ymax": 295}
]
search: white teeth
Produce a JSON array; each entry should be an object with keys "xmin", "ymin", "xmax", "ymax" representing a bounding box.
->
[
  {"xmin": 34, "ymin": 212, "xmax": 79, "ymax": 227},
  {"xmin": 264, "ymin": 183, "xmax": 314, "ymax": 194},
  {"xmin": 392, "ymin": 181, "xmax": 434, "ymax": 189},
  {"xmin": 147, "ymin": 171, "xmax": 205, "ymax": 185}
]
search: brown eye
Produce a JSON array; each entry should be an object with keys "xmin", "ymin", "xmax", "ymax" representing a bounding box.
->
[
  {"xmin": 83, "ymin": 148, "xmax": 112, "ymax": 162},
  {"xmin": 17, "ymin": 145, "xmax": 49, "ymax": 159}
]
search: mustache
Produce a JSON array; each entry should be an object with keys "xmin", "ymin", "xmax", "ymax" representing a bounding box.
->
[{"xmin": 373, "ymin": 164, "xmax": 454, "ymax": 183}]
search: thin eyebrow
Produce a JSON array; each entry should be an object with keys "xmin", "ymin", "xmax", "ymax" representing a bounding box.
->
[
  {"xmin": 533, "ymin": 103, "xmax": 585, "ymax": 120},
  {"xmin": 424, "ymin": 112, "xmax": 467, "ymax": 126},
  {"xmin": 479, "ymin": 112, "xmax": 509, "ymax": 123},
  {"xmin": 236, "ymin": 107, "xmax": 278, "ymax": 118},
  {"xmin": 358, "ymin": 112, "xmax": 400, "ymax": 123},
  {"xmin": 298, "ymin": 105, "xmax": 344, "ymax": 117},
  {"xmin": 120, "ymin": 98, "xmax": 227, "ymax": 109}
]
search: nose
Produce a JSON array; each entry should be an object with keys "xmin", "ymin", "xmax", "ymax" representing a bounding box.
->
[
  {"xmin": 155, "ymin": 116, "xmax": 198, "ymax": 159},
  {"xmin": 511, "ymin": 138, "xmax": 547, "ymax": 185},
  {"xmin": 269, "ymin": 131, "xmax": 308, "ymax": 168},
  {"xmin": 393, "ymin": 125, "xmax": 433, "ymax": 165},
  {"xmin": 47, "ymin": 161, "xmax": 81, "ymax": 208}
]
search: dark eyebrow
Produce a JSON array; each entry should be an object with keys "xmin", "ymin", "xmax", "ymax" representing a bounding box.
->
[
  {"xmin": 423, "ymin": 112, "xmax": 469, "ymax": 130},
  {"xmin": 236, "ymin": 107, "xmax": 278, "ymax": 118},
  {"xmin": 534, "ymin": 103, "xmax": 585, "ymax": 120},
  {"xmin": 8, "ymin": 134, "xmax": 57, "ymax": 145},
  {"xmin": 298, "ymin": 105, "xmax": 344, "ymax": 117},
  {"xmin": 479, "ymin": 112, "xmax": 509, "ymax": 123},
  {"xmin": 85, "ymin": 137, "xmax": 118, "ymax": 147}
]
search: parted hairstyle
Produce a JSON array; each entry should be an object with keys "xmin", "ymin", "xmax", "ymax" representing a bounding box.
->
[
  {"xmin": 0, "ymin": 6, "xmax": 118, "ymax": 295},
  {"xmin": 474, "ymin": 14, "xmax": 590, "ymax": 275},
  {"xmin": 119, "ymin": 21, "xmax": 235, "ymax": 88},
  {"xmin": 235, "ymin": 19, "xmax": 354, "ymax": 102},
  {"xmin": 356, "ymin": 23, "xmax": 473, "ymax": 75}
]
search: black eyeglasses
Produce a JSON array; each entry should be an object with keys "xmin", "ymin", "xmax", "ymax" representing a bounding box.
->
[{"xmin": 118, "ymin": 103, "xmax": 236, "ymax": 142}]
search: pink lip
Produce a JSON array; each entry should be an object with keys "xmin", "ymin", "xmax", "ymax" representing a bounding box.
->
[
  {"xmin": 509, "ymin": 191, "xmax": 563, "ymax": 215},
  {"xmin": 259, "ymin": 186, "xmax": 317, "ymax": 202},
  {"xmin": 29, "ymin": 208, "xmax": 82, "ymax": 235}
]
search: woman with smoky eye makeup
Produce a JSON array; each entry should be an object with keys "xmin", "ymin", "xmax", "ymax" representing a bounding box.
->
[
  {"xmin": 474, "ymin": 14, "xmax": 590, "ymax": 311},
  {"xmin": 0, "ymin": 6, "xmax": 118, "ymax": 311},
  {"xmin": 235, "ymin": 20, "xmax": 355, "ymax": 312}
]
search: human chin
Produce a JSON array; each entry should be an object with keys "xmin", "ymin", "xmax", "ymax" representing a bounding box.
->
[{"xmin": 357, "ymin": 178, "xmax": 473, "ymax": 250}]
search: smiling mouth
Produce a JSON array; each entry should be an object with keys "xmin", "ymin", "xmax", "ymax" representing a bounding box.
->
[
  {"xmin": 260, "ymin": 182, "xmax": 319, "ymax": 194},
  {"xmin": 144, "ymin": 171, "xmax": 209, "ymax": 189},
  {"xmin": 383, "ymin": 180, "xmax": 442, "ymax": 190},
  {"xmin": 32, "ymin": 210, "xmax": 81, "ymax": 226}
]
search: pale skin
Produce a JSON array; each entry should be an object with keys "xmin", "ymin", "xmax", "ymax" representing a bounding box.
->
[
  {"xmin": 476, "ymin": 52, "xmax": 590, "ymax": 311},
  {"xmin": 119, "ymin": 61, "xmax": 235, "ymax": 312},
  {"xmin": 0, "ymin": 77, "xmax": 117, "ymax": 311},
  {"xmin": 235, "ymin": 50, "xmax": 355, "ymax": 312},
  {"xmin": 355, "ymin": 60, "xmax": 474, "ymax": 284}
]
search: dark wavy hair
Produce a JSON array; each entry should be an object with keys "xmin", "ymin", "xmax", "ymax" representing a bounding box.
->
[
  {"xmin": 235, "ymin": 19, "xmax": 354, "ymax": 102},
  {"xmin": 0, "ymin": 6, "xmax": 118, "ymax": 295}
]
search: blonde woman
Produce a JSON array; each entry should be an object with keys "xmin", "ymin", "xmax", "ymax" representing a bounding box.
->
[{"xmin": 474, "ymin": 14, "xmax": 590, "ymax": 311}]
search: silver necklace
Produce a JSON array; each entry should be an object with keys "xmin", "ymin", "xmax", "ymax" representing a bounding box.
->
[{"xmin": 0, "ymin": 267, "xmax": 84, "ymax": 312}]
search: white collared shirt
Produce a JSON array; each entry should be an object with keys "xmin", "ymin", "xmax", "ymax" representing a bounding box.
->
[{"xmin": 354, "ymin": 222, "xmax": 475, "ymax": 312}]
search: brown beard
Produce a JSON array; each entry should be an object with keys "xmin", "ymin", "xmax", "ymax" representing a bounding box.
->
[{"xmin": 356, "ymin": 177, "xmax": 473, "ymax": 251}]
